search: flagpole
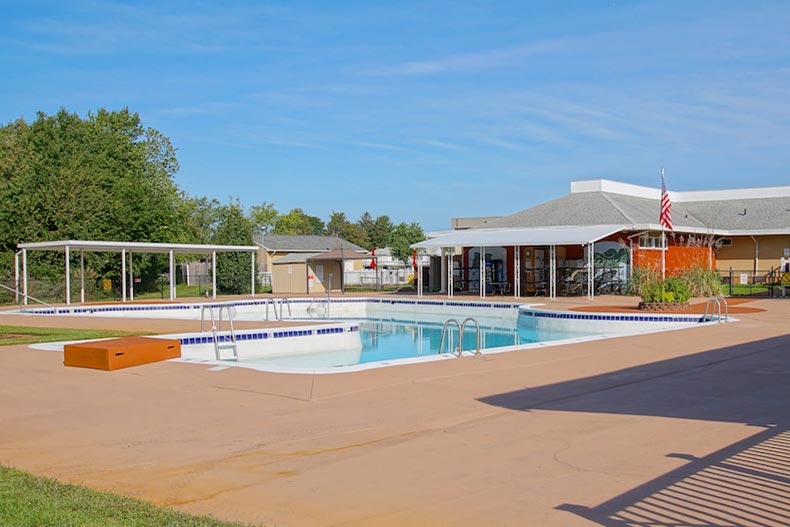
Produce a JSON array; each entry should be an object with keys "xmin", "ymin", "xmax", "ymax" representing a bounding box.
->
[{"xmin": 661, "ymin": 167, "xmax": 666, "ymax": 280}]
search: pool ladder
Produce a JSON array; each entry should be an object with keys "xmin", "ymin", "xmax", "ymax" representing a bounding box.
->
[
  {"xmin": 266, "ymin": 298, "xmax": 292, "ymax": 321},
  {"xmin": 703, "ymin": 296, "xmax": 728, "ymax": 323},
  {"xmin": 438, "ymin": 317, "xmax": 481, "ymax": 357},
  {"xmin": 200, "ymin": 304, "xmax": 238, "ymax": 360}
]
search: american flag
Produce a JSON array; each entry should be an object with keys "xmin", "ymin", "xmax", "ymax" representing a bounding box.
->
[{"xmin": 660, "ymin": 168, "xmax": 673, "ymax": 231}]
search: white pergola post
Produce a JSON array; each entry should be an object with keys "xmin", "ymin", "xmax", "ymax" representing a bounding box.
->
[
  {"xmin": 169, "ymin": 250, "xmax": 175, "ymax": 301},
  {"xmin": 14, "ymin": 251, "xmax": 19, "ymax": 302},
  {"xmin": 212, "ymin": 251, "xmax": 217, "ymax": 299},
  {"xmin": 121, "ymin": 249, "xmax": 127, "ymax": 302},
  {"xmin": 549, "ymin": 245, "xmax": 557, "ymax": 299},
  {"xmin": 22, "ymin": 249, "xmax": 27, "ymax": 305},
  {"xmin": 514, "ymin": 245, "xmax": 521, "ymax": 298},
  {"xmin": 479, "ymin": 246, "xmax": 486, "ymax": 298},
  {"xmin": 129, "ymin": 252, "xmax": 134, "ymax": 301},
  {"xmin": 80, "ymin": 250, "xmax": 85, "ymax": 304},
  {"xmin": 251, "ymin": 252, "xmax": 256, "ymax": 297},
  {"xmin": 65, "ymin": 245, "xmax": 71, "ymax": 305},
  {"xmin": 440, "ymin": 251, "xmax": 447, "ymax": 294}
]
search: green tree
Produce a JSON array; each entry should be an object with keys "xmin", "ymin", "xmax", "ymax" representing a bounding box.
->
[
  {"xmin": 390, "ymin": 222, "xmax": 425, "ymax": 263},
  {"xmin": 327, "ymin": 211, "xmax": 370, "ymax": 248},
  {"xmin": 326, "ymin": 211, "xmax": 348, "ymax": 237},
  {"xmin": 213, "ymin": 200, "xmax": 254, "ymax": 294},
  {"xmin": 249, "ymin": 201, "xmax": 278, "ymax": 235},
  {"xmin": 273, "ymin": 208, "xmax": 325, "ymax": 235},
  {"xmin": 0, "ymin": 108, "xmax": 186, "ymax": 282},
  {"xmin": 370, "ymin": 215, "xmax": 394, "ymax": 250},
  {"xmin": 356, "ymin": 212, "xmax": 375, "ymax": 249}
]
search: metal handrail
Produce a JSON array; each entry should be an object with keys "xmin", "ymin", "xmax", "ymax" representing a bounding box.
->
[
  {"xmin": 703, "ymin": 296, "xmax": 728, "ymax": 323},
  {"xmin": 459, "ymin": 317, "xmax": 482, "ymax": 355},
  {"xmin": 0, "ymin": 283, "xmax": 58, "ymax": 313},
  {"xmin": 279, "ymin": 297, "xmax": 292, "ymax": 319},
  {"xmin": 200, "ymin": 304, "xmax": 238, "ymax": 360},
  {"xmin": 438, "ymin": 319, "xmax": 462, "ymax": 357}
]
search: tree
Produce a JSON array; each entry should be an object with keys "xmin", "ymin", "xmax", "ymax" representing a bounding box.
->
[
  {"xmin": 370, "ymin": 215, "xmax": 394, "ymax": 250},
  {"xmin": 390, "ymin": 222, "xmax": 425, "ymax": 263},
  {"xmin": 213, "ymin": 200, "xmax": 254, "ymax": 294},
  {"xmin": 273, "ymin": 208, "xmax": 325, "ymax": 235},
  {"xmin": 249, "ymin": 201, "xmax": 278, "ymax": 235},
  {"xmin": 356, "ymin": 212, "xmax": 375, "ymax": 249},
  {"xmin": 326, "ymin": 211, "xmax": 347, "ymax": 237},
  {"xmin": 0, "ymin": 107, "xmax": 187, "ymax": 282}
]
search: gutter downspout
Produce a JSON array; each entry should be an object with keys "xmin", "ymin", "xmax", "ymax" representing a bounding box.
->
[{"xmin": 626, "ymin": 231, "xmax": 647, "ymax": 278}]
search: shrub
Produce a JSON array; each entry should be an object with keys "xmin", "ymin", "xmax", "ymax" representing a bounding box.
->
[
  {"xmin": 634, "ymin": 273, "xmax": 690, "ymax": 304},
  {"xmin": 679, "ymin": 267, "xmax": 726, "ymax": 297},
  {"xmin": 664, "ymin": 276, "xmax": 691, "ymax": 303},
  {"xmin": 626, "ymin": 267, "xmax": 660, "ymax": 297}
]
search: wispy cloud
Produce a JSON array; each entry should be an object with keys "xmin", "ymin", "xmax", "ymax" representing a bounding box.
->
[{"xmin": 366, "ymin": 39, "xmax": 567, "ymax": 77}]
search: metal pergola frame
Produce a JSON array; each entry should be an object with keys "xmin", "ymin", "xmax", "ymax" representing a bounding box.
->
[{"xmin": 16, "ymin": 240, "xmax": 259, "ymax": 305}]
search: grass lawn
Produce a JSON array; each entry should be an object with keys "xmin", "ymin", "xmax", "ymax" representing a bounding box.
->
[
  {"xmin": 0, "ymin": 326, "xmax": 145, "ymax": 347},
  {"xmin": 0, "ymin": 465, "xmax": 255, "ymax": 527}
]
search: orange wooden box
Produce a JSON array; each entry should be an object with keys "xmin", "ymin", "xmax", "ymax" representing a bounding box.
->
[{"xmin": 64, "ymin": 336, "xmax": 181, "ymax": 371}]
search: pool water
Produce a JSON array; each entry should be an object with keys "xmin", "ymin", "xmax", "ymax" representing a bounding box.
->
[{"xmin": 245, "ymin": 318, "xmax": 593, "ymax": 369}]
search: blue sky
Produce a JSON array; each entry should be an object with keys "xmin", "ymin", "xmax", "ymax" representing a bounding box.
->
[{"xmin": 1, "ymin": 1, "xmax": 789, "ymax": 231}]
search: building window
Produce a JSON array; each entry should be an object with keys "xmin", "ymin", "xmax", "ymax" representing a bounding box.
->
[
  {"xmin": 720, "ymin": 238, "xmax": 733, "ymax": 247},
  {"xmin": 639, "ymin": 235, "xmax": 664, "ymax": 249}
]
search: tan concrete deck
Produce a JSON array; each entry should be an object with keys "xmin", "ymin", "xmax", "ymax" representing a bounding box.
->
[{"xmin": 0, "ymin": 295, "xmax": 788, "ymax": 526}]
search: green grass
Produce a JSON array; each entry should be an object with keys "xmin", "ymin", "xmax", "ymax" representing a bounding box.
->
[
  {"xmin": 727, "ymin": 284, "xmax": 771, "ymax": 296},
  {"xmin": 0, "ymin": 326, "xmax": 145, "ymax": 346},
  {"xmin": 0, "ymin": 465, "xmax": 255, "ymax": 527}
]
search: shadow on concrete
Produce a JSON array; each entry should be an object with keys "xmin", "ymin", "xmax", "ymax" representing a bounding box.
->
[{"xmin": 478, "ymin": 335, "xmax": 790, "ymax": 527}]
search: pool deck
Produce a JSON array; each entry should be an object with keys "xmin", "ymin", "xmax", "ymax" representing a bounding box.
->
[{"xmin": 0, "ymin": 294, "xmax": 788, "ymax": 526}]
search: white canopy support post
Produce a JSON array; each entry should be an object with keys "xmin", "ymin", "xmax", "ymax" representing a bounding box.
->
[
  {"xmin": 212, "ymin": 251, "xmax": 217, "ymax": 299},
  {"xmin": 417, "ymin": 251, "xmax": 423, "ymax": 298},
  {"xmin": 479, "ymin": 246, "xmax": 486, "ymax": 298},
  {"xmin": 129, "ymin": 252, "xmax": 134, "ymax": 302},
  {"xmin": 80, "ymin": 250, "xmax": 85, "ymax": 304},
  {"xmin": 251, "ymin": 251, "xmax": 256, "ymax": 297},
  {"xmin": 121, "ymin": 249, "xmax": 127, "ymax": 302},
  {"xmin": 22, "ymin": 248, "xmax": 27, "ymax": 305},
  {"xmin": 14, "ymin": 251, "xmax": 19, "ymax": 302},
  {"xmin": 550, "ymin": 245, "xmax": 557, "ymax": 299},
  {"xmin": 440, "ymin": 250, "xmax": 447, "ymax": 294},
  {"xmin": 514, "ymin": 245, "xmax": 521, "ymax": 298},
  {"xmin": 169, "ymin": 250, "xmax": 175, "ymax": 301},
  {"xmin": 65, "ymin": 245, "xmax": 71, "ymax": 305},
  {"xmin": 587, "ymin": 243, "xmax": 595, "ymax": 300},
  {"xmin": 447, "ymin": 249, "xmax": 454, "ymax": 298}
]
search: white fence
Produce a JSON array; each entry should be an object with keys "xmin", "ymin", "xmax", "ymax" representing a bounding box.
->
[{"xmin": 343, "ymin": 268, "xmax": 413, "ymax": 288}]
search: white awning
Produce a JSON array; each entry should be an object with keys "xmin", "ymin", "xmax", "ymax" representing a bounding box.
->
[
  {"xmin": 412, "ymin": 224, "xmax": 627, "ymax": 249},
  {"xmin": 18, "ymin": 240, "xmax": 258, "ymax": 254}
]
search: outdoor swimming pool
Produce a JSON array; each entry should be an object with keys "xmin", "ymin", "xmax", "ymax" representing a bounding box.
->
[
  {"xmin": 21, "ymin": 297, "xmax": 722, "ymax": 373},
  {"xmin": 239, "ymin": 317, "xmax": 594, "ymax": 369}
]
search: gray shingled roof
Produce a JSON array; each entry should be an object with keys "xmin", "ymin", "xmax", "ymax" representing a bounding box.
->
[
  {"xmin": 683, "ymin": 198, "xmax": 790, "ymax": 231},
  {"xmin": 255, "ymin": 234, "xmax": 366, "ymax": 252},
  {"xmin": 482, "ymin": 191, "xmax": 790, "ymax": 233},
  {"xmin": 271, "ymin": 252, "xmax": 321, "ymax": 264}
]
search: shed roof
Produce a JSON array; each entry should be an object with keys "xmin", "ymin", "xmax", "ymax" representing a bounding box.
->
[
  {"xmin": 306, "ymin": 249, "xmax": 373, "ymax": 261},
  {"xmin": 271, "ymin": 253, "xmax": 321, "ymax": 264}
]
